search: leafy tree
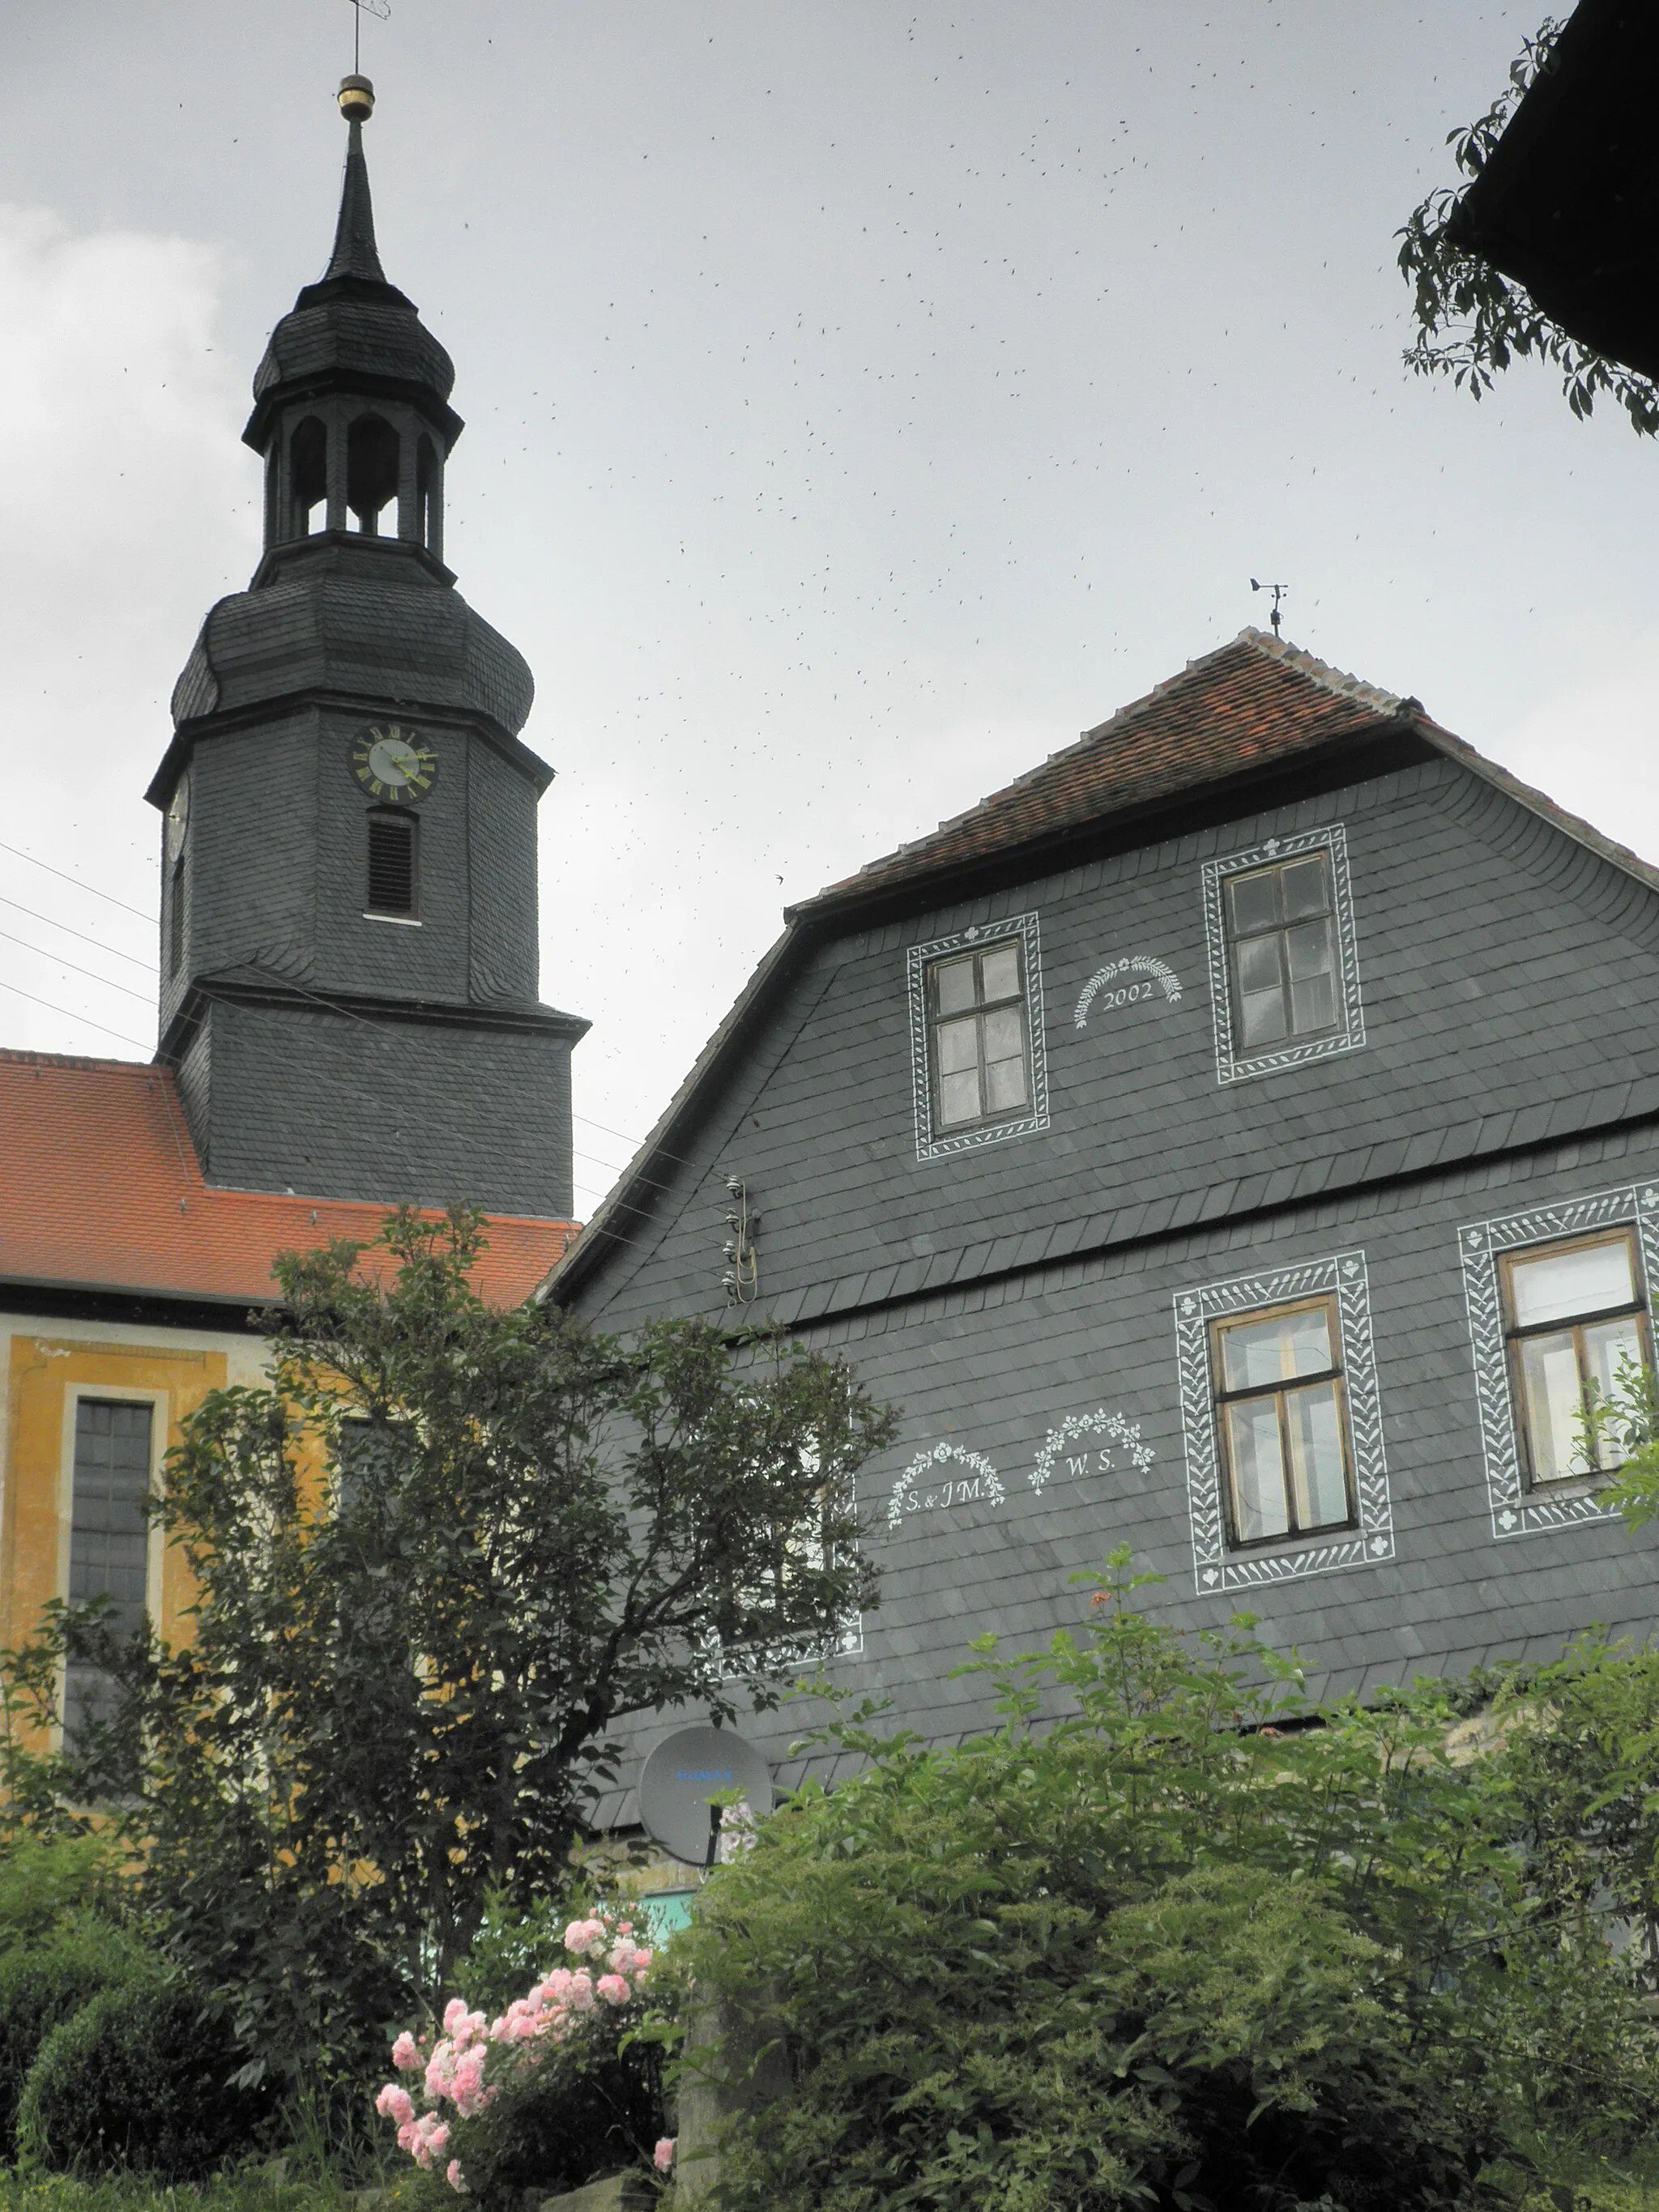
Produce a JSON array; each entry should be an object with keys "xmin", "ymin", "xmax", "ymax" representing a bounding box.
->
[
  {"xmin": 1398, "ymin": 16, "xmax": 1659, "ymax": 437},
  {"xmin": 9, "ymin": 1207, "xmax": 893, "ymax": 2103},
  {"xmin": 666, "ymin": 1555, "xmax": 1659, "ymax": 2212}
]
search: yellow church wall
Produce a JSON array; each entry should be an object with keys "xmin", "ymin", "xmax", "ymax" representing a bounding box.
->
[{"xmin": 0, "ymin": 1313, "xmax": 269, "ymax": 1670}]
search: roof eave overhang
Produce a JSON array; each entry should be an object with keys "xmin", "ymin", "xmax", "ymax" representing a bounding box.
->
[
  {"xmin": 158, "ymin": 973, "xmax": 590, "ymax": 1068},
  {"xmin": 243, "ymin": 369, "xmax": 463, "ymax": 454},
  {"xmin": 0, "ymin": 1276, "xmax": 279, "ymax": 1332},
  {"xmin": 146, "ymin": 687, "xmax": 554, "ymax": 810}
]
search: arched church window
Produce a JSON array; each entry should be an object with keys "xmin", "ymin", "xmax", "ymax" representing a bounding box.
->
[
  {"xmin": 289, "ymin": 416, "xmax": 327, "ymax": 536},
  {"xmin": 365, "ymin": 808, "xmax": 419, "ymax": 919},
  {"xmin": 348, "ymin": 415, "xmax": 400, "ymax": 536}
]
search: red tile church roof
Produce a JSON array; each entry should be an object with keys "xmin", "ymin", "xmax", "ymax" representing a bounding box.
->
[
  {"xmin": 797, "ymin": 629, "xmax": 1420, "ymax": 912},
  {"xmin": 0, "ymin": 1050, "xmax": 576, "ymax": 1311}
]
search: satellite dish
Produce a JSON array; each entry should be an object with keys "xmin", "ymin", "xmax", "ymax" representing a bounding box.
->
[{"xmin": 638, "ymin": 1725, "xmax": 774, "ymax": 1865}]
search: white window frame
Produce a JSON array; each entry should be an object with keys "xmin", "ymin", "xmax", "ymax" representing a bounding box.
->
[
  {"xmin": 1173, "ymin": 1250, "xmax": 1394, "ymax": 1593},
  {"xmin": 906, "ymin": 913, "xmax": 1050, "ymax": 1161},
  {"xmin": 1202, "ymin": 825, "xmax": 1365, "ymax": 1085},
  {"xmin": 1459, "ymin": 1183, "xmax": 1659, "ymax": 1539}
]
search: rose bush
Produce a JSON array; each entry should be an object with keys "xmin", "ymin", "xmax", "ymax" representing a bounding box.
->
[{"xmin": 376, "ymin": 1904, "xmax": 663, "ymax": 2201}]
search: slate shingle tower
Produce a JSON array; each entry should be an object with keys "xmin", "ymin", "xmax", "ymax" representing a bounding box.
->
[{"xmin": 144, "ymin": 82, "xmax": 584, "ymax": 1216}]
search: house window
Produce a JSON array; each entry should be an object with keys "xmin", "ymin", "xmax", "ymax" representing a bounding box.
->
[
  {"xmin": 64, "ymin": 1399, "xmax": 152, "ymax": 1750},
  {"xmin": 366, "ymin": 809, "xmax": 418, "ymax": 918},
  {"xmin": 928, "ymin": 942, "xmax": 1030, "ymax": 1131},
  {"xmin": 907, "ymin": 915, "xmax": 1050, "ymax": 1160},
  {"xmin": 1500, "ymin": 1228, "xmax": 1651, "ymax": 1484},
  {"xmin": 1225, "ymin": 851, "xmax": 1337, "ymax": 1051},
  {"xmin": 1202, "ymin": 826, "xmax": 1364, "ymax": 1085},
  {"xmin": 1209, "ymin": 1296, "xmax": 1355, "ymax": 1547}
]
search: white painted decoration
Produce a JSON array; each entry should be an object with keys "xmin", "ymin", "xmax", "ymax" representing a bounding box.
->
[
  {"xmin": 1074, "ymin": 957, "xmax": 1183, "ymax": 1030},
  {"xmin": 888, "ymin": 1441, "xmax": 1006, "ymax": 1528},
  {"xmin": 1030, "ymin": 1408, "xmax": 1156, "ymax": 1494}
]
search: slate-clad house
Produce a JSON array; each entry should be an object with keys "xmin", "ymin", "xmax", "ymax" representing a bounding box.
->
[{"xmin": 551, "ymin": 628, "xmax": 1659, "ymax": 1763}]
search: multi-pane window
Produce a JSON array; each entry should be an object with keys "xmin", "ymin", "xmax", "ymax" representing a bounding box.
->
[
  {"xmin": 366, "ymin": 810, "xmax": 418, "ymax": 918},
  {"xmin": 926, "ymin": 941, "xmax": 1031, "ymax": 1132},
  {"xmin": 1210, "ymin": 1297, "xmax": 1354, "ymax": 1546},
  {"xmin": 1500, "ymin": 1229, "xmax": 1651, "ymax": 1484},
  {"xmin": 1224, "ymin": 850, "xmax": 1338, "ymax": 1052},
  {"xmin": 64, "ymin": 1400, "xmax": 151, "ymax": 1750}
]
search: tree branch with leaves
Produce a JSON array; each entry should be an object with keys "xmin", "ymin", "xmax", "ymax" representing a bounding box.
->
[
  {"xmin": 11, "ymin": 1207, "xmax": 894, "ymax": 2101},
  {"xmin": 1398, "ymin": 14, "xmax": 1659, "ymax": 437}
]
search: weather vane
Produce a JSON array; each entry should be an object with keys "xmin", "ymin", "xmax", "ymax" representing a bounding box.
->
[
  {"xmin": 1250, "ymin": 578, "xmax": 1288, "ymax": 638},
  {"xmin": 348, "ymin": 0, "xmax": 390, "ymax": 75}
]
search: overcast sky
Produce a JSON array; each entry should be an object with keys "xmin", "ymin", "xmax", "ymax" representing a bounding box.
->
[{"xmin": 2, "ymin": 2, "xmax": 1654, "ymax": 1217}]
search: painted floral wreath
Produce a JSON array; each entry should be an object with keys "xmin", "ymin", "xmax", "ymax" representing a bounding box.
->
[{"xmin": 1030, "ymin": 1409, "xmax": 1156, "ymax": 1497}]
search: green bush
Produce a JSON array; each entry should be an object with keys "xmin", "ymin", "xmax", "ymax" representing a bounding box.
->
[
  {"xmin": 667, "ymin": 1554, "xmax": 1659, "ymax": 2212},
  {"xmin": 0, "ymin": 1835, "xmax": 118, "ymax": 1950},
  {"xmin": 444, "ymin": 2031, "xmax": 664, "ymax": 2206},
  {"xmin": 0, "ymin": 1919, "xmax": 153, "ymax": 2157},
  {"xmin": 17, "ymin": 1977, "xmax": 271, "ymax": 2179}
]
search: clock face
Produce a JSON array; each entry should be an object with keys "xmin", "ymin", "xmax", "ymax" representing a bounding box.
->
[
  {"xmin": 352, "ymin": 725, "xmax": 438, "ymax": 799},
  {"xmin": 165, "ymin": 774, "xmax": 190, "ymax": 864}
]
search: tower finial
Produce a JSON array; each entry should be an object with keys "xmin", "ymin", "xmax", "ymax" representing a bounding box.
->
[{"xmin": 323, "ymin": 95, "xmax": 386, "ymax": 286}]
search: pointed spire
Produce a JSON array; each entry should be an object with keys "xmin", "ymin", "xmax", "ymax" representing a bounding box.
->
[{"xmin": 325, "ymin": 114, "xmax": 386, "ymax": 286}]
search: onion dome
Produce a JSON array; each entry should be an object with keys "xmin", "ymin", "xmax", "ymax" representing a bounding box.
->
[{"xmin": 155, "ymin": 81, "xmax": 538, "ymax": 779}]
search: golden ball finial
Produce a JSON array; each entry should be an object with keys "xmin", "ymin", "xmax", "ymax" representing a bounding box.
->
[{"xmin": 338, "ymin": 75, "xmax": 375, "ymax": 121}]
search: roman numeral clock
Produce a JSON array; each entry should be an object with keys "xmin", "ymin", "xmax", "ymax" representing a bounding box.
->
[{"xmin": 352, "ymin": 725, "xmax": 439, "ymax": 799}]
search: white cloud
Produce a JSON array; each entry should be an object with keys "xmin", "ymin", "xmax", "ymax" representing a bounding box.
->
[{"xmin": 0, "ymin": 206, "xmax": 254, "ymax": 1058}]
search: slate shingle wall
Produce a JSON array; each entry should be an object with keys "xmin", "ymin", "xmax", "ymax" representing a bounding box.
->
[
  {"xmin": 569, "ymin": 754, "xmax": 1659, "ymax": 1775},
  {"xmin": 467, "ymin": 740, "xmax": 539, "ymax": 1004},
  {"xmin": 576, "ymin": 757, "xmax": 1659, "ymax": 1334},
  {"xmin": 606, "ymin": 1121, "xmax": 1659, "ymax": 1811},
  {"xmin": 198, "ymin": 996, "xmax": 573, "ymax": 1215}
]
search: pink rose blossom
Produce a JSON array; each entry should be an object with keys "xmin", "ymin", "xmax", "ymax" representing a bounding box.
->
[
  {"xmin": 446, "ymin": 2159, "xmax": 469, "ymax": 2195},
  {"xmin": 452, "ymin": 2051, "xmax": 487, "ymax": 2116},
  {"xmin": 375, "ymin": 2083, "xmax": 414, "ymax": 2126},
  {"xmin": 563, "ymin": 1916, "xmax": 608, "ymax": 1957},
  {"xmin": 654, "ymin": 2138, "xmax": 676, "ymax": 2172},
  {"xmin": 595, "ymin": 1974, "xmax": 629, "ymax": 2005},
  {"xmin": 390, "ymin": 2031, "xmax": 422, "ymax": 2071},
  {"xmin": 565, "ymin": 1971, "xmax": 594, "ymax": 2010}
]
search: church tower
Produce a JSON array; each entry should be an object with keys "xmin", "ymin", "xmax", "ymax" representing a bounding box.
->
[{"xmin": 145, "ymin": 79, "xmax": 584, "ymax": 1217}]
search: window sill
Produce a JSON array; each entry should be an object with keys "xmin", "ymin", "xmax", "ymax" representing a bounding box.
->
[
  {"xmin": 364, "ymin": 910, "xmax": 421, "ymax": 927},
  {"xmin": 1523, "ymin": 1474, "xmax": 1606, "ymax": 1503},
  {"xmin": 1227, "ymin": 1522, "xmax": 1358, "ymax": 1562},
  {"xmin": 919, "ymin": 1105, "xmax": 1050, "ymax": 1161}
]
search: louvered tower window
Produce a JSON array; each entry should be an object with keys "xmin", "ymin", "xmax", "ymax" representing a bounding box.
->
[{"xmin": 366, "ymin": 811, "xmax": 418, "ymax": 918}]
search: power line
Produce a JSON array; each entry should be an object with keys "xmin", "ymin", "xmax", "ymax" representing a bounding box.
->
[
  {"xmin": 0, "ymin": 926, "xmax": 154, "ymax": 1003},
  {"xmin": 0, "ymin": 838, "xmax": 156, "ymax": 924},
  {"xmin": 571, "ymin": 1108, "xmax": 702, "ymax": 1172},
  {"xmin": 0, "ymin": 892, "xmax": 156, "ymax": 971},
  {"xmin": 0, "ymin": 978, "xmax": 151, "ymax": 1053}
]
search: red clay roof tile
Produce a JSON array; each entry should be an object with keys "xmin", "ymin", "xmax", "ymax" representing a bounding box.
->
[
  {"xmin": 800, "ymin": 629, "xmax": 1413, "ymax": 910},
  {"xmin": 0, "ymin": 1049, "xmax": 575, "ymax": 1310}
]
